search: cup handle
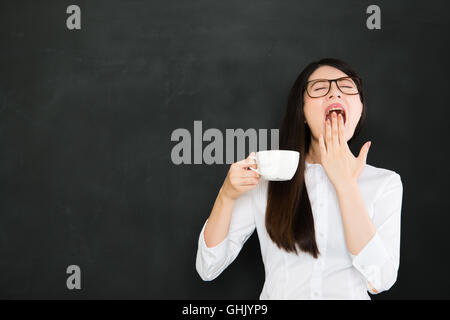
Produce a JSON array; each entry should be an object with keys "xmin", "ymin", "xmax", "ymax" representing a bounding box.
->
[{"xmin": 249, "ymin": 155, "xmax": 261, "ymax": 175}]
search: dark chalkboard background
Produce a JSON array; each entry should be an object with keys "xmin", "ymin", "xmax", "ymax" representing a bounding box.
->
[{"xmin": 0, "ymin": 0, "xmax": 449, "ymax": 299}]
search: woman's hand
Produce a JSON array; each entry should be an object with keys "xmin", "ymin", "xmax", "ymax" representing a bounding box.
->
[
  {"xmin": 319, "ymin": 112, "xmax": 371, "ymax": 191},
  {"xmin": 220, "ymin": 152, "xmax": 261, "ymax": 201}
]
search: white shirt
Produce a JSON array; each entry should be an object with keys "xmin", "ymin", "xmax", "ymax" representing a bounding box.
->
[{"xmin": 196, "ymin": 161, "xmax": 403, "ymax": 299}]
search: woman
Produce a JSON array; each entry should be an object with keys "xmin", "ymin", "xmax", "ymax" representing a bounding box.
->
[{"xmin": 195, "ymin": 58, "xmax": 403, "ymax": 300}]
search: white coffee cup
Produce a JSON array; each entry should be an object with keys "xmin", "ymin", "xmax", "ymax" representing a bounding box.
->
[{"xmin": 249, "ymin": 150, "xmax": 300, "ymax": 181}]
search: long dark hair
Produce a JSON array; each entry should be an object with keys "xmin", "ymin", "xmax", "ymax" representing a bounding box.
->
[{"xmin": 265, "ymin": 58, "xmax": 366, "ymax": 258}]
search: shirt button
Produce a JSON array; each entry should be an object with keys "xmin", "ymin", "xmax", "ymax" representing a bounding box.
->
[
  {"xmin": 313, "ymin": 291, "xmax": 319, "ymax": 297},
  {"xmin": 319, "ymin": 231, "xmax": 324, "ymax": 238}
]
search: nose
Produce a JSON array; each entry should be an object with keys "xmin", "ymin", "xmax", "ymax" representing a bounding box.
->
[{"xmin": 328, "ymin": 81, "xmax": 341, "ymax": 99}]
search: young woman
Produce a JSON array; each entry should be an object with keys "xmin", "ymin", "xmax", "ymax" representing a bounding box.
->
[{"xmin": 195, "ymin": 58, "xmax": 403, "ymax": 300}]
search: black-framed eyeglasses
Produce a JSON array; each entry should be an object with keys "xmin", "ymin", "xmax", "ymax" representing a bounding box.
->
[{"xmin": 304, "ymin": 76, "xmax": 360, "ymax": 98}]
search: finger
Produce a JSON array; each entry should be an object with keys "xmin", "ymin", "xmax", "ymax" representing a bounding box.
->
[
  {"xmin": 325, "ymin": 118, "xmax": 332, "ymax": 151},
  {"xmin": 343, "ymin": 135, "xmax": 352, "ymax": 155},
  {"xmin": 338, "ymin": 113, "xmax": 345, "ymax": 146},
  {"xmin": 241, "ymin": 162, "xmax": 257, "ymax": 171},
  {"xmin": 239, "ymin": 152, "xmax": 256, "ymax": 168},
  {"xmin": 319, "ymin": 133, "xmax": 327, "ymax": 155},
  {"xmin": 338, "ymin": 113, "xmax": 352, "ymax": 154},
  {"xmin": 332, "ymin": 112, "xmax": 339, "ymax": 148},
  {"xmin": 241, "ymin": 169, "xmax": 260, "ymax": 178},
  {"xmin": 357, "ymin": 141, "xmax": 371, "ymax": 165},
  {"xmin": 240, "ymin": 177, "xmax": 260, "ymax": 186},
  {"xmin": 240, "ymin": 184, "xmax": 259, "ymax": 192}
]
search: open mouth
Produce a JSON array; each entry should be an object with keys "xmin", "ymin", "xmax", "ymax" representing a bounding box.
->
[{"xmin": 325, "ymin": 107, "xmax": 346, "ymax": 125}]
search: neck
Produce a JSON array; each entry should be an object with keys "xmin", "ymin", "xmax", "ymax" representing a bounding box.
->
[{"xmin": 305, "ymin": 136, "xmax": 322, "ymax": 165}]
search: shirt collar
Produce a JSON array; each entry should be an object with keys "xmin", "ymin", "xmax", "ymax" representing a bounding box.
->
[
  {"xmin": 305, "ymin": 160, "xmax": 320, "ymax": 167},
  {"xmin": 305, "ymin": 160, "xmax": 324, "ymax": 171}
]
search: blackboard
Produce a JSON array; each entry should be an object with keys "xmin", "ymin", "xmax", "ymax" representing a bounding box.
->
[{"xmin": 0, "ymin": 0, "xmax": 449, "ymax": 299}]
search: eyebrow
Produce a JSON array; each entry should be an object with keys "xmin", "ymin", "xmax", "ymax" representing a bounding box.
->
[{"xmin": 307, "ymin": 76, "xmax": 350, "ymax": 82}]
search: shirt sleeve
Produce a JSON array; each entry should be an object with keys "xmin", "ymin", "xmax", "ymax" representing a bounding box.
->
[
  {"xmin": 195, "ymin": 189, "xmax": 257, "ymax": 281},
  {"xmin": 350, "ymin": 172, "xmax": 403, "ymax": 294}
]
